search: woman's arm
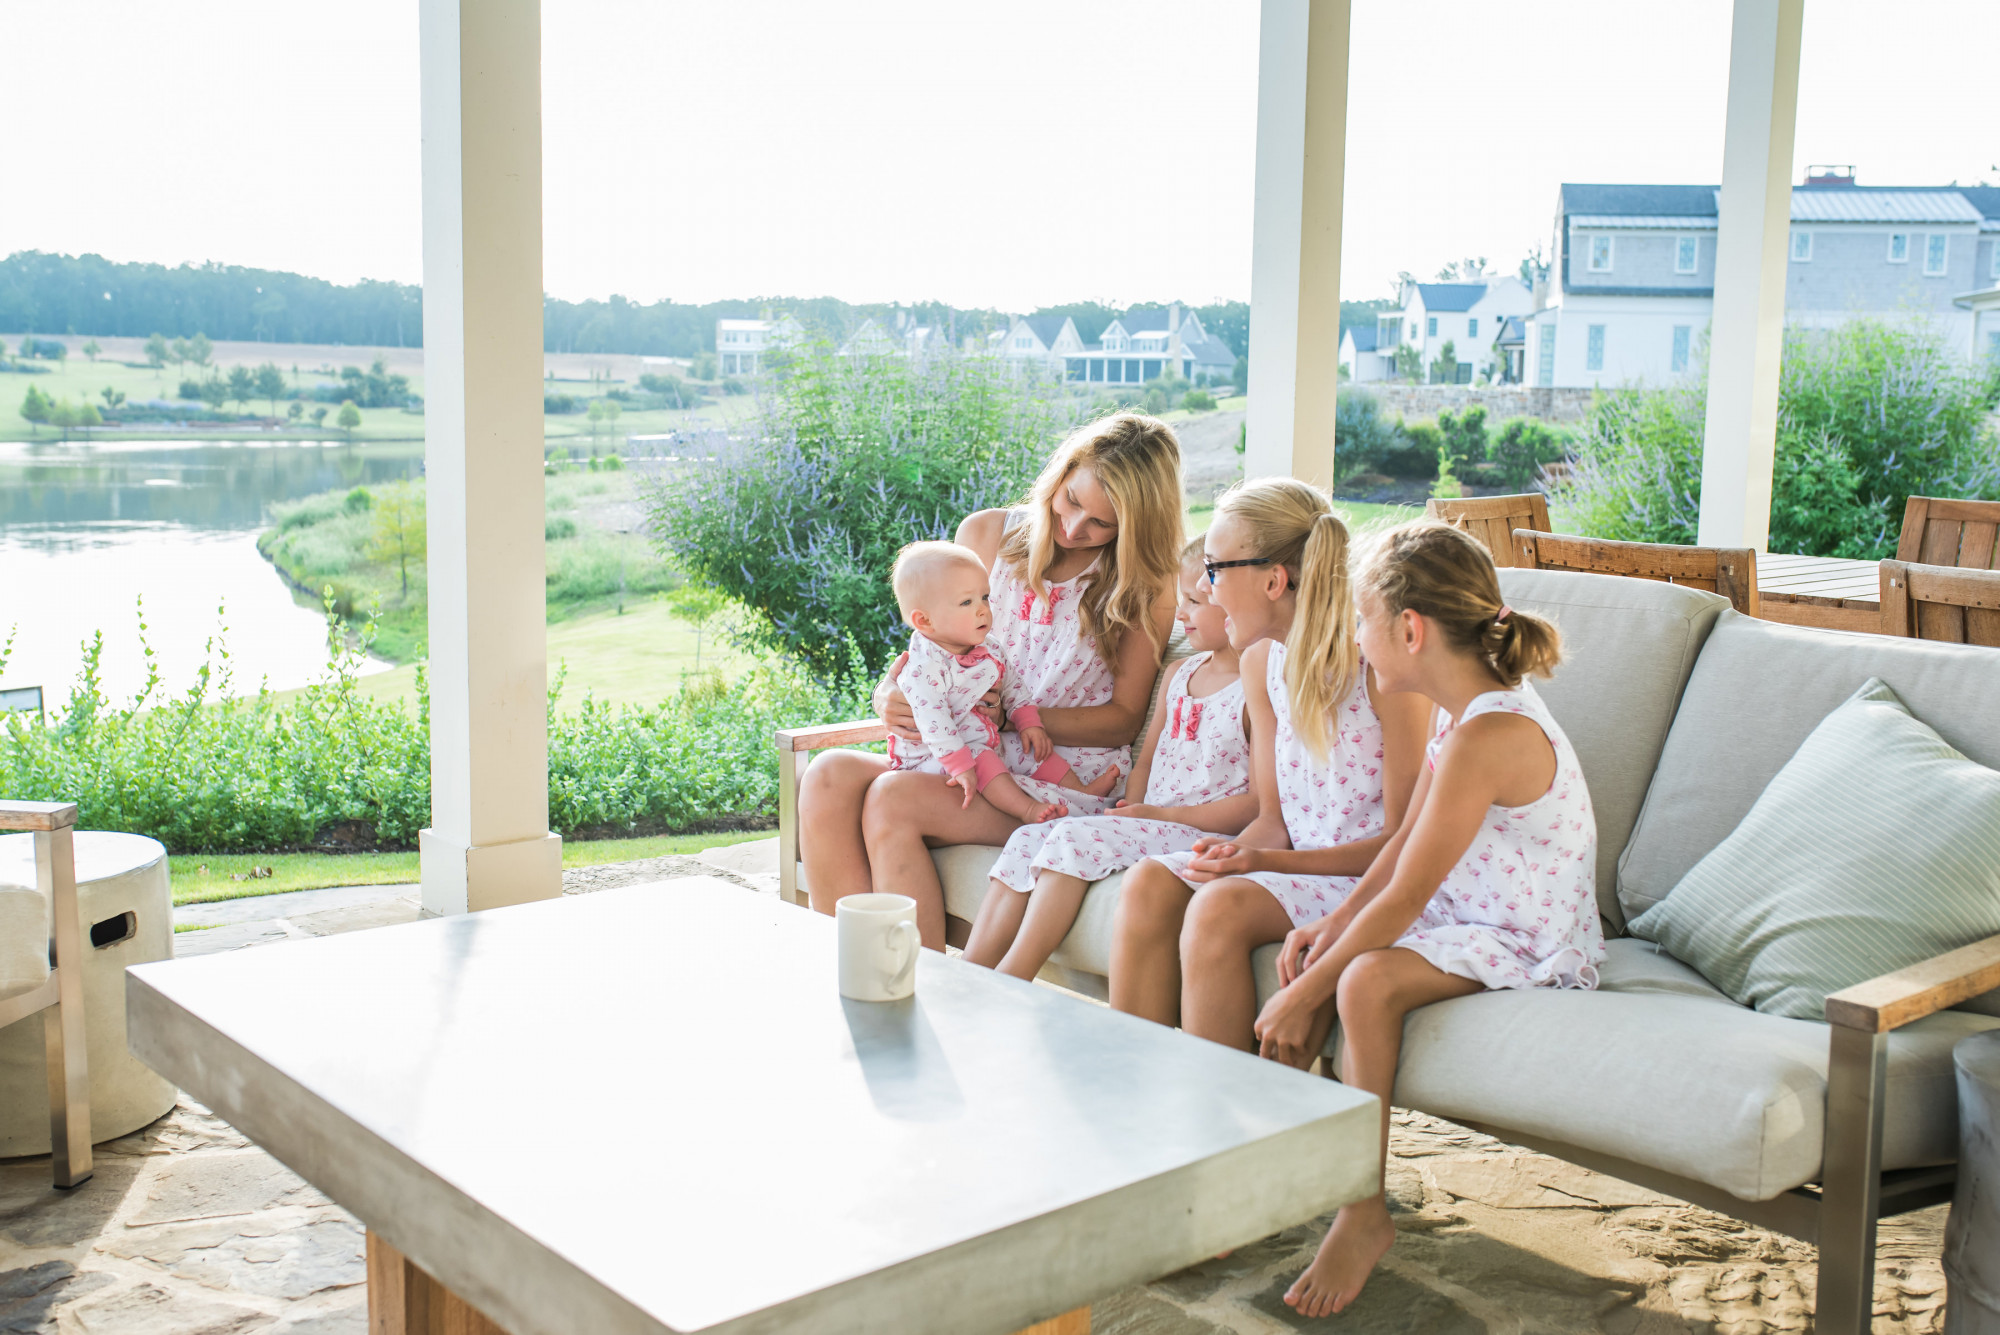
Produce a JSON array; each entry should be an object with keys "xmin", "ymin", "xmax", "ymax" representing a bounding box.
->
[
  {"xmin": 865, "ymin": 509, "xmax": 1011, "ymax": 738},
  {"xmin": 955, "ymin": 509, "xmax": 1009, "ymax": 568},
  {"xmin": 1034, "ymin": 587, "xmax": 1178, "ymax": 749}
]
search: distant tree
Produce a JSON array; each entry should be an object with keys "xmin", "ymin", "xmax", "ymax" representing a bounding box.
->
[
  {"xmin": 169, "ymin": 337, "xmax": 190, "ymax": 373},
  {"xmin": 287, "ymin": 400, "xmax": 304, "ymax": 422},
  {"xmin": 1394, "ymin": 343, "xmax": 1423, "ymax": 381},
  {"xmin": 100, "ymin": 385, "xmax": 126, "ymax": 410},
  {"xmin": 145, "ymin": 332, "xmax": 169, "ymax": 372},
  {"xmin": 19, "ymin": 385, "xmax": 51, "ymax": 434},
  {"xmin": 369, "ymin": 485, "xmax": 427, "ymax": 599},
  {"xmin": 198, "ymin": 375, "xmax": 229, "ymax": 413},
  {"xmin": 1518, "ymin": 245, "xmax": 1549, "ymax": 288},
  {"xmin": 336, "ymin": 400, "xmax": 361, "ymax": 440},
  {"xmin": 47, "ymin": 397, "xmax": 80, "ymax": 442},
  {"xmin": 1435, "ymin": 257, "xmax": 1489, "ymax": 282},
  {"xmin": 666, "ymin": 582, "xmax": 730, "ymax": 671},
  {"xmin": 310, "ymin": 405, "xmax": 329, "ymax": 429},
  {"xmin": 227, "ymin": 365, "xmax": 256, "ymax": 412},
  {"xmin": 81, "ymin": 338, "xmax": 101, "ymax": 363},
  {"xmin": 690, "ymin": 351, "xmax": 718, "ymax": 381},
  {"xmin": 78, "ymin": 401, "xmax": 102, "ymax": 440},
  {"xmin": 1436, "ymin": 340, "xmax": 1459, "ymax": 384},
  {"xmin": 586, "ymin": 397, "xmax": 622, "ymax": 437},
  {"xmin": 253, "ymin": 362, "xmax": 287, "ymax": 416},
  {"xmin": 188, "ymin": 333, "xmax": 213, "ymax": 369}
]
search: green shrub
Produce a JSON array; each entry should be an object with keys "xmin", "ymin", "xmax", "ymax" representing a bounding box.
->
[
  {"xmin": 545, "ymin": 516, "xmax": 578, "ymax": 540},
  {"xmin": 1552, "ymin": 319, "xmax": 1998, "ymax": 556},
  {"xmin": 649, "ymin": 342, "xmax": 1081, "ymax": 682},
  {"xmin": 1181, "ymin": 389, "xmax": 1217, "ymax": 411},
  {"xmin": 1436, "ymin": 406, "xmax": 1488, "ymax": 472},
  {"xmin": 1390, "ymin": 419, "xmax": 1445, "ymax": 480},
  {"xmin": 1332, "ymin": 390, "xmax": 1399, "ymax": 480},
  {"xmin": 343, "ymin": 486, "xmax": 374, "ymax": 515},
  {"xmin": 1487, "ymin": 417, "xmax": 1570, "ymax": 490}
]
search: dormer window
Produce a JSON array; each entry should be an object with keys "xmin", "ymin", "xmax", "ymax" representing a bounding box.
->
[
  {"xmin": 1676, "ymin": 237, "xmax": 1699, "ymax": 274},
  {"xmin": 1588, "ymin": 236, "xmax": 1613, "ymax": 272}
]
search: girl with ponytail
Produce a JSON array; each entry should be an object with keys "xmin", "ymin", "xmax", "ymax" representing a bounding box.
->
[
  {"xmin": 1252, "ymin": 520, "xmax": 1599, "ymax": 1320},
  {"xmin": 1108, "ymin": 478, "xmax": 1432, "ymax": 1035}
]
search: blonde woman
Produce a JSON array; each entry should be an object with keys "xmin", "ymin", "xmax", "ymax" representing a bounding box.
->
[
  {"xmin": 1109, "ymin": 478, "xmax": 1431, "ymax": 1044},
  {"xmin": 800, "ymin": 414, "xmax": 1186, "ymax": 949}
]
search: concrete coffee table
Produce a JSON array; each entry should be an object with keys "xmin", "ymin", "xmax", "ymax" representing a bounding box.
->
[{"xmin": 126, "ymin": 878, "xmax": 1379, "ymax": 1335}]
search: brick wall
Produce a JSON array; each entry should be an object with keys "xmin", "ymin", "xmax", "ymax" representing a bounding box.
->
[{"xmin": 1349, "ymin": 384, "xmax": 1597, "ymax": 424}]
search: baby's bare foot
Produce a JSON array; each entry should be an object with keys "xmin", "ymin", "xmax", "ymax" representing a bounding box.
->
[
  {"xmin": 1080, "ymin": 766, "xmax": 1121, "ymax": 798},
  {"xmin": 1283, "ymin": 1198, "xmax": 1394, "ymax": 1319},
  {"xmin": 1025, "ymin": 800, "xmax": 1068, "ymax": 823}
]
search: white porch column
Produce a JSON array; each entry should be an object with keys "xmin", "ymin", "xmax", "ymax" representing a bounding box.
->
[
  {"xmin": 1245, "ymin": 0, "xmax": 1351, "ymax": 489},
  {"xmin": 418, "ymin": 0, "xmax": 561, "ymax": 914},
  {"xmin": 1697, "ymin": 0, "xmax": 1803, "ymax": 551}
]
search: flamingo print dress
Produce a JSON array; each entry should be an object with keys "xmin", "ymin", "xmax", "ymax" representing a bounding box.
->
[
  {"xmin": 989, "ymin": 651, "xmax": 1250, "ymax": 893},
  {"xmin": 1150, "ymin": 641, "xmax": 1388, "ymax": 927},
  {"xmin": 1393, "ymin": 685, "xmax": 1602, "ymax": 990}
]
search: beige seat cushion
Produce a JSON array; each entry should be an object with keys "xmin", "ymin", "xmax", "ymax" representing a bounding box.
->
[
  {"xmin": 935, "ymin": 845, "xmax": 1122, "ymax": 1001},
  {"xmin": 1248, "ymin": 937, "xmax": 1999, "ymax": 1202}
]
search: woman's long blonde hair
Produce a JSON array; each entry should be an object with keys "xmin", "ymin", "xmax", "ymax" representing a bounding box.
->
[
  {"xmin": 1214, "ymin": 477, "xmax": 1357, "ymax": 763},
  {"xmin": 1000, "ymin": 414, "xmax": 1185, "ymax": 669}
]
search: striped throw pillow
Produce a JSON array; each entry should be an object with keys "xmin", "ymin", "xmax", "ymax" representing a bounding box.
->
[{"xmin": 1628, "ymin": 677, "xmax": 2000, "ymax": 1020}]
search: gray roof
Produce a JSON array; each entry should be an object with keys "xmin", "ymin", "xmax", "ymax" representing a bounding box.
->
[
  {"xmin": 1024, "ymin": 314, "xmax": 1070, "ymax": 348},
  {"xmin": 1950, "ymin": 185, "xmax": 2000, "ymax": 220},
  {"xmin": 1560, "ymin": 184, "xmax": 1720, "ymax": 217},
  {"xmin": 1791, "ymin": 187, "xmax": 1981, "ymax": 224},
  {"xmin": 1494, "ymin": 316, "xmax": 1526, "ymax": 346},
  {"xmin": 1415, "ymin": 283, "xmax": 1486, "ymax": 312},
  {"xmin": 1189, "ymin": 337, "xmax": 1234, "ymax": 366},
  {"xmin": 1120, "ymin": 304, "xmax": 1174, "ymax": 335},
  {"xmin": 1346, "ymin": 327, "xmax": 1379, "ymax": 352},
  {"xmin": 1563, "ymin": 181, "xmax": 1992, "ymax": 226}
]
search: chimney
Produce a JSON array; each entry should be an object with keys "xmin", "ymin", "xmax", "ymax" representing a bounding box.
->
[
  {"xmin": 1804, "ymin": 164, "xmax": 1856, "ymax": 188},
  {"xmin": 1531, "ymin": 278, "xmax": 1548, "ymax": 311},
  {"xmin": 1168, "ymin": 302, "xmax": 1183, "ymax": 372}
]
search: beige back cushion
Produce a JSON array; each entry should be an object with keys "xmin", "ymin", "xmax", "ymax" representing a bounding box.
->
[
  {"xmin": 1495, "ymin": 569, "xmax": 1728, "ymax": 934},
  {"xmin": 1619, "ymin": 610, "xmax": 2000, "ymax": 927}
]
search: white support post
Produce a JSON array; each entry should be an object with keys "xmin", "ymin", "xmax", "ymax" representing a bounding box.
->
[
  {"xmin": 1697, "ymin": 0, "xmax": 1803, "ymax": 551},
  {"xmin": 418, "ymin": 0, "xmax": 561, "ymax": 914},
  {"xmin": 1245, "ymin": 0, "xmax": 1351, "ymax": 489}
]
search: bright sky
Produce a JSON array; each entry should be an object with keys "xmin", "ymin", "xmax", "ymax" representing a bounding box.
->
[{"xmin": 4, "ymin": 1, "xmax": 1994, "ymax": 311}]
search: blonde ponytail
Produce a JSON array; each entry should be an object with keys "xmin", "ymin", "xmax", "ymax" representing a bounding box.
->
[
  {"xmin": 1212, "ymin": 478, "xmax": 1359, "ymax": 763},
  {"xmin": 1360, "ymin": 521, "xmax": 1563, "ymax": 687}
]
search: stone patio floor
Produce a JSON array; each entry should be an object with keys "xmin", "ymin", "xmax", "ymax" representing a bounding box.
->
[{"xmin": 0, "ymin": 840, "xmax": 1955, "ymax": 1333}]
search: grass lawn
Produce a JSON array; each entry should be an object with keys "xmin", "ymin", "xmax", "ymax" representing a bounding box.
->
[
  {"xmin": 1186, "ymin": 497, "xmax": 1417, "ymax": 536},
  {"xmin": 170, "ymin": 828, "xmax": 774, "ymax": 908}
]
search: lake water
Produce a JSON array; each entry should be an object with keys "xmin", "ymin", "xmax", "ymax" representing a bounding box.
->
[{"xmin": 0, "ymin": 439, "xmax": 423, "ymax": 707}]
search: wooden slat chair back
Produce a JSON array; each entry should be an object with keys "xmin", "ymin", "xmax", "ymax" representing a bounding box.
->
[
  {"xmin": 1896, "ymin": 497, "xmax": 2000, "ymax": 572},
  {"xmin": 1424, "ymin": 493, "xmax": 1551, "ymax": 568},
  {"xmin": 1512, "ymin": 530, "xmax": 1760, "ymax": 616},
  {"xmin": 1879, "ymin": 560, "xmax": 2000, "ymax": 647}
]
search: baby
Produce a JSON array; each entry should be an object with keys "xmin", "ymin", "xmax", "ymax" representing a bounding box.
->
[{"xmin": 888, "ymin": 541, "xmax": 1119, "ymax": 824}]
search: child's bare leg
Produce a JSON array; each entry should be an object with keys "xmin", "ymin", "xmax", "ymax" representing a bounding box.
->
[
  {"xmin": 1179, "ymin": 878, "xmax": 1296, "ymax": 1051},
  {"xmin": 961, "ymin": 878, "xmax": 1029, "ymax": 968},
  {"xmin": 980, "ymin": 774, "xmax": 1066, "ymax": 824},
  {"xmin": 1055, "ymin": 765, "xmax": 1121, "ymax": 799},
  {"xmin": 1108, "ymin": 858, "xmax": 1195, "ymax": 1026},
  {"xmin": 995, "ymin": 870, "xmax": 1090, "ymax": 981},
  {"xmin": 1285, "ymin": 949, "xmax": 1482, "ymax": 1319}
]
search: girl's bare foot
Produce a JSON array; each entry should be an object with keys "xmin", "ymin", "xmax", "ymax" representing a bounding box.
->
[
  {"xmin": 1080, "ymin": 765, "xmax": 1122, "ymax": 798},
  {"xmin": 1284, "ymin": 1197, "xmax": 1395, "ymax": 1319}
]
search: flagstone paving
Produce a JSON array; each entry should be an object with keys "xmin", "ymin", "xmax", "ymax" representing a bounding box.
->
[{"xmin": 0, "ymin": 841, "xmax": 1955, "ymax": 1331}]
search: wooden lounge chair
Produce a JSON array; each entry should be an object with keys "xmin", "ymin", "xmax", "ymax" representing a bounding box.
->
[
  {"xmin": 1424, "ymin": 493, "xmax": 1551, "ymax": 567},
  {"xmin": 0, "ymin": 800, "xmax": 92, "ymax": 1189},
  {"xmin": 1511, "ymin": 530, "xmax": 1760, "ymax": 616},
  {"xmin": 1896, "ymin": 496, "xmax": 2000, "ymax": 571},
  {"xmin": 1879, "ymin": 560, "xmax": 2000, "ymax": 647}
]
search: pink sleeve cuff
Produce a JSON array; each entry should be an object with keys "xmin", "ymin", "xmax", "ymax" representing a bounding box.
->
[
  {"xmin": 1031, "ymin": 754, "xmax": 1072, "ymax": 784},
  {"xmin": 1011, "ymin": 705, "xmax": 1043, "ymax": 731},
  {"xmin": 939, "ymin": 746, "xmax": 978, "ymax": 777},
  {"xmin": 973, "ymin": 750, "xmax": 1009, "ymax": 791}
]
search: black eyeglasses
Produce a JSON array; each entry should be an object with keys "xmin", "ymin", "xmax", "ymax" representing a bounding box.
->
[{"xmin": 1203, "ymin": 556, "xmax": 1273, "ymax": 585}]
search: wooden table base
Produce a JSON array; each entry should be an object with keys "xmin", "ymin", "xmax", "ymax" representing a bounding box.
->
[{"xmin": 367, "ymin": 1231, "xmax": 1089, "ymax": 1335}]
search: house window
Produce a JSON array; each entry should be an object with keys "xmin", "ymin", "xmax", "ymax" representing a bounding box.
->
[
  {"xmin": 1409, "ymin": 322, "xmax": 1418, "ymax": 341},
  {"xmin": 1992, "ymin": 243, "xmax": 2000, "ymax": 278},
  {"xmin": 1988, "ymin": 330, "xmax": 2000, "ymax": 360},
  {"xmin": 1426, "ymin": 316, "xmax": 1437, "ymax": 337},
  {"xmin": 1537, "ymin": 327, "xmax": 1556, "ymax": 386},
  {"xmin": 1586, "ymin": 324, "xmax": 1605, "ymax": 372},
  {"xmin": 1067, "ymin": 360, "xmax": 1084, "ymax": 382},
  {"xmin": 1887, "ymin": 233, "xmax": 1909, "ymax": 263},
  {"xmin": 1588, "ymin": 235, "xmax": 1613, "ymax": 272},
  {"xmin": 1791, "ymin": 231, "xmax": 1812, "ymax": 262},
  {"xmin": 1467, "ymin": 318, "xmax": 1478, "ymax": 338},
  {"xmin": 1089, "ymin": 359, "xmax": 1104, "ymax": 382},
  {"xmin": 1126, "ymin": 359, "xmax": 1141, "ymax": 382},
  {"xmin": 1924, "ymin": 234, "xmax": 1948, "ymax": 276},
  {"xmin": 1676, "ymin": 237, "xmax": 1699, "ymax": 274},
  {"xmin": 1013, "ymin": 335, "xmax": 1032, "ymax": 350},
  {"xmin": 1671, "ymin": 325, "xmax": 1691, "ymax": 374}
]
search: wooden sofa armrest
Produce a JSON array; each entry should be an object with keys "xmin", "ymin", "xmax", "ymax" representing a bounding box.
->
[
  {"xmin": 1823, "ymin": 932, "xmax": 2000, "ymax": 1032},
  {"xmin": 774, "ymin": 720, "xmax": 889, "ymax": 752}
]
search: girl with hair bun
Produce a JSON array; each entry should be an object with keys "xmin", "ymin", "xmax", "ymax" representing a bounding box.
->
[
  {"xmin": 1256, "ymin": 519, "xmax": 1599, "ymax": 1320},
  {"xmin": 1108, "ymin": 477, "xmax": 1431, "ymax": 1033}
]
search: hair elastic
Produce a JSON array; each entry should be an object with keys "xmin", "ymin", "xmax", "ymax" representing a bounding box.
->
[{"xmin": 1496, "ymin": 606, "xmax": 1513, "ymax": 623}]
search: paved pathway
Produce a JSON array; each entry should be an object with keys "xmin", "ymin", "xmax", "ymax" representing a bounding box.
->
[{"xmin": 0, "ymin": 839, "xmax": 1956, "ymax": 1332}]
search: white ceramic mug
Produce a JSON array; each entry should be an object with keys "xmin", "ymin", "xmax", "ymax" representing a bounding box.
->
[{"xmin": 837, "ymin": 893, "xmax": 919, "ymax": 1002}]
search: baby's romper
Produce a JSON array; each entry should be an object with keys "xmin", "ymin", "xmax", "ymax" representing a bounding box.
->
[
  {"xmin": 984, "ymin": 538, "xmax": 1129, "ymax": 817},
  {"xmin": 1150, "ymin": 641, "xmax": 1388, "ymax": 927},
  {"xmin": 886, "ymin": 633, "xmax": 1010, "ymax": 791},
  {"xmin": 1394, "ymin": 684, "xmax": 1603, "ymax": 989},
  {"xmin": 988, "ymin": 651, "xmax": 1250, "ymax": 893}
]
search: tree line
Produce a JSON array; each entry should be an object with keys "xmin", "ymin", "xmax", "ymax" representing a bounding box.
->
[{"xmin": 1, "ymin": 250, "xmax": 1267, "ymax": 363}]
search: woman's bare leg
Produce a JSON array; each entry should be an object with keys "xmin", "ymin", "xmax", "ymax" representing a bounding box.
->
[
  {"xmin": 798, "ymin": 750, "xmax": 889, "ymax": 916},
  {"xmin": 861, "ymin": 770, "xmax": 1022, "ymax": 951},
  {"xmin": 996, "ymin": 871, "xmax": 1089, "ymax": 981},
  {"xmin": 1179, "ymin": 878, "xmax": 1296, "ymax": 1051},
  {"xmin": 1285, "ymin": 949, "xmax": 1482, "ymax": 1319},
  {"xmin": 961, "ymin": 880, "xmax": 1029, "ymax": 968},
  {"xmin": 1109, "ymin": 858, "xmax": 1195, "ymax": 1026}
]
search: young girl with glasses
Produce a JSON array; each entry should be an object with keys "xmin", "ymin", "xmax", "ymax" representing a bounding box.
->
[{"xmin": 1108, "ymin": 478, "xmax": 1432, "ymax": 1033}]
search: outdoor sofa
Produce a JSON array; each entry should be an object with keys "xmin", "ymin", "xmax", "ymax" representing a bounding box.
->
[{"xmin": 776, "ymin": 568, "xmax": 2000, "ymax": 1331}]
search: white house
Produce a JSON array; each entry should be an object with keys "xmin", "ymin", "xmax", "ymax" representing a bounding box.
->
[
  {"xmin": 713, "ymin": 315, "xmax": 802, "ymax": 377},
  {"xmin": 1062, "ymin": 303, "xmax": 1237, "ymax": 387},
  {"xmin": 837, "ymin": 310, "xmax": 948, "ymax": 359},
  {"xmin": 1338, "ymin": 326, "xmax": 1391, "ymax": 381},
  {"xmin": 996, "ymin": 314, "xmax": 1085, "ymax": 372},
  {"xmin": 1381, "ymin": 278, "xmax": 1535, "ymax": 383},
  {"xmin": 1533, "ymin": 172, "xmax": 2000, "ymax": 389}
]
